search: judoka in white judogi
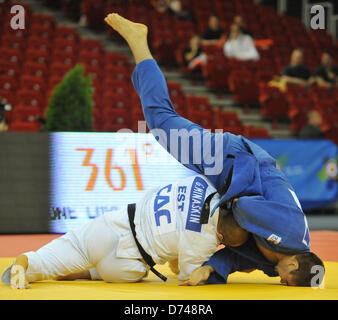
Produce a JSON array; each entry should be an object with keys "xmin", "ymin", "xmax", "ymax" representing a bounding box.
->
[{"xmin": 2, "ymin": 175, "xmax": 221, "ymax": 284}]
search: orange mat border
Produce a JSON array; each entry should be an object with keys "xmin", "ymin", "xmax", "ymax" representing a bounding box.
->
[{"xmin": 0, "ymin": 231, "xmax": 338, "ymax": 261}]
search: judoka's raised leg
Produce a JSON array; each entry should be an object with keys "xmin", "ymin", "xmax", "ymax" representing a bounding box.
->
[{"xmin": 104, "ymin": 14, "xmax": 153, "ymax": 65}]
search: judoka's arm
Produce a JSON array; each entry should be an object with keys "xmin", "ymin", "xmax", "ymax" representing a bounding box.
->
[
  {"xmin": 132, "ymin": 59, "xmax": 234, "ymax": 186},
  {"xmin": 177, "ymin": 231, "xmax": 219, "ymax": 283},
  {"xmin": 180, "ymin": 247, "xmax": 258, "ymax": 285}
]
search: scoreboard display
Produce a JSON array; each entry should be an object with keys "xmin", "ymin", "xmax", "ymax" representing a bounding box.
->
[
  {"xmin": 49, "ymin": 132, "xmax": 195, "ymax": 233},
  {"xmin": 0, "ymin": 132, "xmax": 336, "ymax": 234}
]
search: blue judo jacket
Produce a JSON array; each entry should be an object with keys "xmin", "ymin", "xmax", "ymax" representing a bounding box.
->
[{"xmin": 131, "ymin": 59, "xmax": 310, "ymax": 277}]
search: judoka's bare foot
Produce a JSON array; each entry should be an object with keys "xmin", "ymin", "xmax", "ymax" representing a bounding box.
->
[
  {"xmin": 10, "ymin": 254, "xmax": 31, "ymax": 289},
  {"xmin": 104, "ymin": 13, "xmax": 153, "ymax": 64}
]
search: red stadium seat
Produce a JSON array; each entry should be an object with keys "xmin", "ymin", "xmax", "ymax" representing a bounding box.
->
[
  {"xmin": 17, "ymin": 89, "xmax": 45, "ymax": 109},
  {"xmin": 26, "ymin": 36, "xmax": 52, "ymax": 52},
  {"xmin": 0, "ymin": 88, "xmax": 16, "ymax": 106},
  {"xmin": 0, "ymin": 61, "xmax": 21, "ymax": 77},
  {"xmin": 29, "ymin": 25, "xmax": 54, "ymax": 39},
  {"xmin": 50, "ymin": 50, "xmax": 78, "ymax": 66},
  {"xmin": 0, "ymin": 48, "xmax": 23, "ymax": 64},
  {"xmin": 253, "ymin": 58, "xmax": 276, "ymax": 74},
  {"xmin": 202, "ymin": 56, "xmax": 231, "ymax": 91},
  {"xmin": 316, "ymin": 99, "xmax": 337, "ymax": 126},
  {"xmin": 81, "ymin": 0, "xmax": 105, "ymax": 30},
  {"xmin": 244, "ymin": 125, "xmax": 271, "ymax": 138},
  {"xmin": 222, "ymin": 126, "xmax": 244, "ymax": 136},
  {"xmin": 0, "ymin": 75, "xmax": 18, "ymax": 91},
  {"xmin": 83, "ymin": 65, "xmax": 103, "ymax": 84},
  {"xmin": 54, "ymin": 26, "xmax": 80, "ymax": 42},
  {"xmin": 167, "ymin": 82, "xmax": 186, "ymax": 110},
  {"xmin": 0, "ymin": 34, "xmax": 26, "ymax": 50},
  {"xmin": 22, "ymin": 61, "xmax": 49, "ymax": 78},
  {"xmin": 20, "ymin": 75, "xmax": 46, "ymax": 92},
  {"xmin": 217, "ymin": 111, "xmax": 244, "ymax": 132},
  {"xmin": 309, "ymin": 86, "xmax": 336, "ymax": 104},
  {"xmin": 325, "ymin": 122, "xmax": 338, "ymax": 145},
  {"xmin": 47, "ymin": 75, "xmax": 64, "ymax": 96},
  {"xmin": 80, "ymin": 39, "xmax": 104, "ymax": 55},
  {"xmin": 186, "ymin": 95, "xmax": 212, "ymax": 118},
  {"xmin": 12, "ymin": 106, "xmax": 41, "ymax": 121},
  {"xmin": 103, "ymin": 108, "xmax": 132, "ymax": 132},
  {"xmin": 228, "ymin": 70, "xmax": 259, "ymax": 107},
  {"xmin": 25, "ymin": 49, "xmax": 50, "ymax": 64},
  {"xmin": 104, "ymin": 65, "xmax": 130, "ymax": 82},
  {"xmin": 288, "ymin": 97, "xmax": 314, "ymax": 119},
  {"xmin": 105, "ymin": 52, "xmax": 130, "ymax": 67},
  {"xmin": 103, "ymin": 79, "xmax": 131, "ymax": 95},
  {"xmin": 152, "ymin": 32, "xmax": 178, "ymax": 66},
  {"xmin": 288, "ymin": 98, "xmax": 314, "ymax": 132},
  {"xmin": 256, "ymin": 71, "xmax": 275, "ymax": 84},
  {"xmin": 228, "ymin": 59, "xmax": 256, "ymax": 73},
  {"xmin": 31, "ymin": 13, "xmax": 56, "ymax": 29},
  {"xmin": 286, "ymin": 84, "xmax": 310, "ymax": 103},
  {"xmin": 189, "ymin": 110, "xmax": 215, "ymax": 130},
  {"xmin": 260, "ymin": 85, "xmax": 289, "ymax": 120},
  {"xmin": 79, "ymin": 51, "xmax": 102, "ymax": 67},
  {"xmin": 202, "ymin": 44, "xmax": 223, "ymax": 57},
  {"xmin": 103, "ymin": 93, "xmax": 130, "ymax": 109},
  {"xmin": 8, "ymin": 121, "xmax": 41, "ymax": 132},
  {"xmin": 50, "ymin": 62, "xmax": 73, "ymax": 78},
  {"xmin": 53, "ymin": 39, "xmax": 79, "ymax": 53},
  {"xmin": 61, "ymin": 0, "xmax": 82, "ymax": 21}
]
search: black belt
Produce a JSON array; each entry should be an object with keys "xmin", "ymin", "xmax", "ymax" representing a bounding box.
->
[
  {"xmin": 199, "ymin": 143, "xmax": 256, "ymax": 224},
  {"xmin": 200, "ymin": 164, "xmax": 234, "ymax": 224},
  {"xmin": 127, "ymin": 203, "xmax": 167, "ymax": 282}
]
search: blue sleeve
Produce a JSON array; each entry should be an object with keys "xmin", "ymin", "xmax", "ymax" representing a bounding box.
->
[
  {"xmin": 203, "ymin": 247, "xmax": 258, "ymax": 284},
  {"xmin": 131, "ymin": 59, "xmax": 241, "ymax": 189}
]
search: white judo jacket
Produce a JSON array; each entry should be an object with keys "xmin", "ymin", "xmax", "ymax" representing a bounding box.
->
[{"xmin": 106, "ymin": 174, "xmax": 221, "ymax": 280}]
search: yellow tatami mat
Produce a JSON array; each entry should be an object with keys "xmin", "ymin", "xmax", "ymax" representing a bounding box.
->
[{"xmin": 0, "ymin": 258, "xmax": 337, "ymax": 300}]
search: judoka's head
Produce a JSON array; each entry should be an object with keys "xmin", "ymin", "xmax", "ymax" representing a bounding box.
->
[
  {"xmin": 275, "ymin": 252, "xmax": 325, "ymax": 287},
  {"xmin": 216, "ymin": 206, "xmax": 249, "ymax": 247}
]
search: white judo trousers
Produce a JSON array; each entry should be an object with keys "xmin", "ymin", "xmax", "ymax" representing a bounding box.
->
[{"xmin": 23, "ymin": 174, "xmax": 220, "ymax": 283}]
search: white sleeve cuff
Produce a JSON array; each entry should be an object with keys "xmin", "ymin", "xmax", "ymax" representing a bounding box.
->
[{"xmin": 89, "ymin": 268, "xmax": 102, "ymax": 280}]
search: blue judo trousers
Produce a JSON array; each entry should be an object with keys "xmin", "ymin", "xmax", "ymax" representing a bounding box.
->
[{"xmin": 132, "ymin": 59, "xmax": 310, "ymax": 283}]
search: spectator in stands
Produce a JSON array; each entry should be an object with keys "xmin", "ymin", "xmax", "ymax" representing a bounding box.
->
[
  {"xmin": 315, "ymin": 51, "xmax": 338, "ymax": 89},
  {"xmin": 183, "ymin": 34, "xmax": 206, "ymax": 70},
  {"xmin": 202, "ymin": 15, "xmax": 224, "ymax": 45},
  {"xmin": 0, "ymin": 102, "xmax": 8, "ymax": 132},
  {"xmin": 167, "ymin": 0, "xmax": 194, "ymax": 21},
  {"xmin": 233, "ymin": 15, "xmax": 252, "ymax": 37},
  {"xmin": 281, "ymin": 49, "xmax": 315, "ymax": 87},
  {"xmin": 299, "ymin": 110, "xmax": 325, "ymax": 139},
  {"xmin": 152, "ymin": 0, "xmax": 170, "ymax": 13},
  {"xmin": 223, "ymin": 24, "xmax": 260, "ymax": 61},
  {"xmin": 0, "ymin": 118, "xmax": 7, "ymax": 132}
]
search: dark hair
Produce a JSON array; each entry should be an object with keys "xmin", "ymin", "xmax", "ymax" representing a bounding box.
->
[
  {"xmin": 209, "ymin": 14, "xmax": 219, "ymax": 20},
  {"xmin": 293, "ymin": 47, "xmax": 304, "ymax": 54},
  {"xmin": 0, "ymin": 100, "xmax": 6, "ymax": 123},
  {"xmin": 291, "ymin": 252, "xmax": 325, "ymax": 287},
  {"xmin": 322, "ymin": 50, "xmax": 333, "ymax": 58},
  {"xmin": 217, "ymin": 206, "xmax": 248, "ymax": 247}
]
